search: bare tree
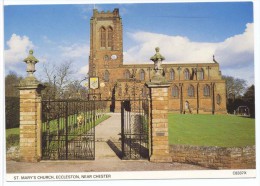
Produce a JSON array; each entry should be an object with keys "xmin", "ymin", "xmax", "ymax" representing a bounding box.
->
[
  {"xmin": 41, "ymin": 60, "xmax": 75, "ymax": 99},
  {"xmin": 42, "ymin": 62, "xmax": 56, "ymax": 85},
  {"xmin": 64, "ymin": 78, "xmax": 88, "ymax": 99},
  {"xmin": 55, "ymin": 61, "xmax": 74, "ymax": 91},
  {"xmin": 223, "ymin": 75, "xmax": 247, "ymax": 99}
]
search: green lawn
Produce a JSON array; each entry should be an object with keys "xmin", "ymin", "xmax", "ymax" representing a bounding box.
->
[
  {"xmin": 7, "ymin": 114, "xmax": 255, "ymax": 148},
  {"xmin": 6, "ymin": 128, "xmax": 19, "ymax": 138},
  {"xmin": 6, "ymin": 114, "xmax": 111, "ymax": 149},
  {"xmin": 168, "ymin": 114, "xmax": 255, "ymax": 147}
]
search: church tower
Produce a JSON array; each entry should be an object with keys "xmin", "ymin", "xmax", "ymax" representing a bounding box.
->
[{"xmin": 89, "ymin": 8, "xmax": 123, "ymax": 78}]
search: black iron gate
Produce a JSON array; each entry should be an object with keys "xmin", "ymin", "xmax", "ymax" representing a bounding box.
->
[
  {"xmin": 121, "ymin": 98, "xmax": 150, "ymax": 160},
  {"xmin": 41, "ymin": 100, "xmax": 107, "ymax": 160}
]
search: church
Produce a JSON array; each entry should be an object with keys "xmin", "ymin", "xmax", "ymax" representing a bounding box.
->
[{"xmin": 88, "ymin": 8, "xmax": 227, "ymax": 114}]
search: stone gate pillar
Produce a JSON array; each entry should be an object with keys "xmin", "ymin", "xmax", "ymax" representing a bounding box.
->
[
  {"xmin": 146, "ymin": 83, "xmax": 172, "ymax": 162},
  {"xmin": 146, "ymin": 47, "xmax": 172, "ymax": 162},
  {"xmin": 18, "ymin": 50, "xmax": 45, "ymax": 162}
]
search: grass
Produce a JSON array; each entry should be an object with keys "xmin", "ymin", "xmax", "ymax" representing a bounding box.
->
[
  {"xmin": 7, "ymin": 113, "xmax": 255, "ymax": 149},
  {"xmin": 43, "ymin": 114, "xmax": 111, "ymax": 151},
  {"xmin": 168, "ymin": 114, "xmax": 255, "ymax": 147},
  {"xmin": 5, "ymin": 114, "xmax": 111, "ymax": 149},
  {"xmin": 6, "ymin": 128, "xmax": 20, "ymax": 138},
  {"xmin": 42, "ymin": 113, "xmax": 111, "ymax": 136}
]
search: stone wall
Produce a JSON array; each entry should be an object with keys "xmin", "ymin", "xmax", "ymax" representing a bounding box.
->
[
  {"xmin": 6, "ymin": 146, "xmax": 20, "ymax": 161},
  {"xmin": 170, "ymin": 145, "xmax": 255, "ymax": 169}
]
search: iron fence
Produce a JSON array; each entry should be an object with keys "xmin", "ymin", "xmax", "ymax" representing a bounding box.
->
[
  {"xmin": 41, "ymin": 99, "xmax": 108, "ymax": 160},
  {"xmin": 121, "ymin": 98, "xmax": 150, "ymax": 160}
]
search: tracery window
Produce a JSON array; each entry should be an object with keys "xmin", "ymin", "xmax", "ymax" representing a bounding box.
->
[
  {"xmin": 184, "ymin": 69, "xmax": 190, "ymax": 80},
  {"xmin": 125, "ymin": 70, "xmax": 130, "ymax": 79},
  {"xmin": 140, "ymin": 69, "xmax": 145, "ymax": 81},
  {"xmin": 188, "ymin": 85, "xmax": 195, "ymax": 97},
  {"xmin": 172, "ymin": 85, "xmax": 179, "ymax": 97},
  {"xmin": 198, "ymin": 68, "xmax": 204, "ymax": 80},
  {"xmin": 100, "ymin": 27, "xmax": 106, "ymax": 48},
  {"xmin": 170, "ymin": 69, "xmax": 175, "ymax": 80},
  {"xmin": 204, "ymin": 84, "xmax": 210, "ymax": 96}
]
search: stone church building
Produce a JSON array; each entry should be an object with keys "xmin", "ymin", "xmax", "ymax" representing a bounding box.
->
[{"xmin": 88, "ymin": 8, "xmax": 227, "ymax": 114}]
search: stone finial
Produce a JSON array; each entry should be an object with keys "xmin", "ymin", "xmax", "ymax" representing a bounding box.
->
[
  {"xmin": 150, "ymin": 47, "xmax": 166, "ymax": 82},
  {"xmin": 23, "ymin": 49, "xmax": 39, "ymax": 77},
  {"xmin": 150, "ymin": 47, "xmax": 165, "ymax": 62},
  {"xmin": 150, "ymin": 47, "xmax": 165, "ymax": 71}
]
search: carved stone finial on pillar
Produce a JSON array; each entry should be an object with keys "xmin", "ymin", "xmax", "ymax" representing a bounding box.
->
[
  {"xmin": 20, "ymin": 50, "xmax": 41, "ymax": 86},
  {"xmin": 23, "ymin": 49, "xmax": 39, "ymax": 77},
  {"xmin": 146, "ymin": 48, "xmax": 171, "ymax": 162},
  {"xmin": 150, "ymin": 47, "xmax": 166, "ymax": 83},
  {"xmin": 18, "ymin": 50, "xmax": 45, "ymax": 162}
]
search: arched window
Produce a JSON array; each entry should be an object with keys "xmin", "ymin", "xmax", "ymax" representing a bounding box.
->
[
  {"xmin": 198, "ymin": 68, "xmax": 204, "ymax": 80},
  {"xmin": 170, "ymin": 69, "xmax": 175, "ymax": 80},
  {"xmin": 184, "ymin": 69, "xmax": 190, "ymax": 80},
  {"xmin": 140, "ymin": 69, "xmax": 145, "ymax": 81},
  {"xmin": 107, "ymin": 26, "xmax": 113, "ymax": 48},
  {"xmin": 125, "ymin": 70, "xmax": 130, "ymax": 79},
  {"xmin": 100, "ymin": 27, "xmax": 106, "ymax": 48},
  {"xmin": 172, "ymin": 85, "xmax": 179, "ymax": 98},
  {"xmin": 104, "ymin": 70, "xmax": 109, "ymax": 82},
  {"xmin": 188, "ymin": 85, "xmax": 195, "ymax": 97},
  {"xmin": 216, "ymin": 94, "xmax": 221, "ymax": 105},
  {"xmin": 204, "ymin": 84, "xmax": 210, "ymax": 96}
]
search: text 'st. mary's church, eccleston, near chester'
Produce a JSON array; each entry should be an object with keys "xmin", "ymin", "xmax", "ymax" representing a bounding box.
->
[{"xmin": 88, "ymin": 8, "xmax": 227, "ymax": 114}]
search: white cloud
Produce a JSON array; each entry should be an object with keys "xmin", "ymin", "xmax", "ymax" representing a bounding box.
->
[
  {"xmin": 5, "ymin": 33, "xmax": 34, "ymax": 65},
  {"xmin": 215, "ymin": 23, "xmax": 254, "ymax": 68},
  {"xmin": 58, "ymin": 43, "xmax": 90, "ymax": 78},
  {"xmin": 124, "ymin": 32, "xmax": 216, "ymax": 63},
  {"xmin": 59, "ymin": 44, "xmax": 89, "ymax": 58},
  {"xmin": 125, "ymin": 23, "xmax": 253, "ymax": 64},
  {"xmin": 79, "ymin": 64, "xmax": 89, "ymax": 76},
  {"xmin": 124, "ymin": 23, "xmax": 254, "ymax": 84}
]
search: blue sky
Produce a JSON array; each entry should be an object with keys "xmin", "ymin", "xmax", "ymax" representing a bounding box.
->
[{"xmin": 4, "ymin": 2, "xmax": 254, "ymax": 85}]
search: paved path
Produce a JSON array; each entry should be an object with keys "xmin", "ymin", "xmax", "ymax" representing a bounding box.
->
[
  {"xmin": 95, "ymin": 113, "xmax": 122, "ymax": 160},
  {"xmin": 6, "ymin": 113, "xmax": 211, "ymax": 173}
]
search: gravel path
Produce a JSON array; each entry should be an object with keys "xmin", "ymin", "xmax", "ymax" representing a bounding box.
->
[{"xmin": 6, "ymin": 113, "xmax": 210, "ymax": 173}]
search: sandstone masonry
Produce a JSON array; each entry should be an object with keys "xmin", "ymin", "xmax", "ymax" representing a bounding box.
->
[
  {"xmin": 170, "ymin": 144, "xmax": 256, "ymax": 169},
  {"xmin": 146, "ymin": 83, "xmax": 172, "ymax": 162}
]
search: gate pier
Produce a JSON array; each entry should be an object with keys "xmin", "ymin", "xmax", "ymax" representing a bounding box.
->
[
  {"xmin": 18, "ymin": 50, "xmax": 45, "ymax": 162},
  {"xmin": 146, "ymin": 83, "xmax": 172, "ymax": 162},
  {"xmin": 146, "ymin": 47, "xmax": 172, "ymax": 162}
]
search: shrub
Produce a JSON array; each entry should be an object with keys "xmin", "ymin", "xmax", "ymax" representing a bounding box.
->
[
  {"xmin": 6, "ymin": 134, "xmax": 19, "ymax": 149},
  {"xmin": 5, "ymin": 97, "xmax": 20, "ymax": 129}
]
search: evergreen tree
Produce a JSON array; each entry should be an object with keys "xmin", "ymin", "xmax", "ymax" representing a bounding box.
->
[{"xmin": 243, "ymin": 85, "xmax": 255, "ymax": 118}]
